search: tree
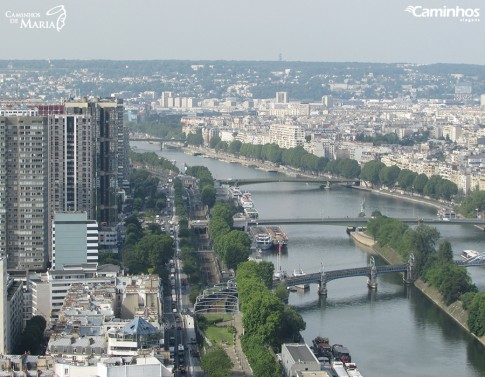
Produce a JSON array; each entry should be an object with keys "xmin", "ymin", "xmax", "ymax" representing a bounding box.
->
[
  {"xmin": 361, "ymin": 160, "xmax": 385, "ymax": 186},
  {"xmin": 228, "ymin": 140, "xmax": 242, "ymax": 155},
  {"xmin": 219, "ymin": 230, "xmax": 251, "ymax": 269},
  {"xmin": 468, "ymin": 292, "xmax": 485, "ymax": 336},
  {"xmin": 201, "ymin": 185, "xmax": 217, "ymax": 208},
  {"xmin": 413, "ymin": 173, "xmax": 428, "ymax": 194},
  {"xmin": 379, "ymin": 165, "xmax": 401, "ymax": 187},
  {"xmin": 397, "ymin": 169, "xmax": 417, "ymax": 190},
  {"xmin": 209, "ymin": 135, "xmax": 221, "ymax": 149},
  {"xmin": 201, "ymin": 346, "xmax": 233, "ymax": 377}
]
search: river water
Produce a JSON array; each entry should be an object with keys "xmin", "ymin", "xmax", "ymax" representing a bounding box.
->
[{"xmin": 133, "ymin": 142, "xmax": 485, "ymax": 377}]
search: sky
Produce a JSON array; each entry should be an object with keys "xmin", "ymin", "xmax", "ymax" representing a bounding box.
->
[{"xmin": 0, "ymin": 0, "xmax": 484, "ymax": 65}]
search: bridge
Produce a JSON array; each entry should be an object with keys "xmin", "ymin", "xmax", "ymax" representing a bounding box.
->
[
  {"xmin": 256, "ymin": 217, "xmax": 485, "ymax": 226},
  {"xmin": 277, "ymin": 253, "xmax": 485, "ymax": 295},
  {"xmin": 130, "ymin": 137, "xmax": 185, "ymax": 142},
  {"xmin": 218, "ymin": 177, "xmax": 359, "ymax": 187}
]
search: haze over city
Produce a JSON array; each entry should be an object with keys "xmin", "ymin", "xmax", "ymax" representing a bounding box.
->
[{"xmin": 1, "ymin": 0, "xmax": 484, "ymax": 64}]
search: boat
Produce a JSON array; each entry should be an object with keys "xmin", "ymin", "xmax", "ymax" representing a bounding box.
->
[
  {"xmin": 244, "ymin": 207, "xmax": 259, "ymax": 223},
  {"xmin": 461, "ymin": 250, "xmax": 480, "ymax": 260},
  {"xmin": 266, "ymin": 226, "xmax": 289, "ymax": 246},
  {"xmin": 332, "ymin": 361, "xmax": 350, "ymax": 377},
  {"xmin": 312, "ymin": 336, "xmax": 332, "ymax": 359},
  {"xmin": 228, "ymin": 186, "xmax": 242, "ymax": 199},
  {"xmin": 250, "ymin": 226, "xmax": 273, "ymax": 250},
  {"xmin": 345, "ymin": 363, "xmax": 364, "ymax": 377},
  {"xmin": 239, "ymin": 192, "xmax": 254, "ymax": 208},
  {"xmin": 292, "ymin": 267, "xmax": 309, "ymax": 290},
  {"xmin": 331, "ymin": 344, "xmax": 351, "ymax": 363},
  {"xmin": 256, "ymin": 233, "xmax": 272, "ymax": 250}
]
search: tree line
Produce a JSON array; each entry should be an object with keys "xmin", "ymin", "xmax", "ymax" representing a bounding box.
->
[
  {"xmin": 361, "ymin": 160, "xmax": 458, "ymax": 201},
  {"xmin": 188, "ymin": 133, "xmax": 459, "ymax": 201},
  {"xmin": 208, "ymin": 202, "xmax": 252, "ymax": 270},
  {"xmin": 236, "ymin": 261, "xmax": 305, "ymax": 377}
]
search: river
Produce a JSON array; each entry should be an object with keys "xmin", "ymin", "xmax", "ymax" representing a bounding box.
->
[{"xmin": 133, "ymin": 142, "xmax": 485, "ymax": 377}]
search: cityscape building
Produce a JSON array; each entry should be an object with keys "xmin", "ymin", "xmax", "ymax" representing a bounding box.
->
[{"xmin": 52, "ymin": 212, "xmax": 98, "ymax": 270}]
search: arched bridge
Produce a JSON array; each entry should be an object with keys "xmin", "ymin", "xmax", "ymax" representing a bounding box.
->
[
  {"xmin": 218, "ymin": 177, "xmax": 359, "ymax": 186},
  {"xmin": 278, "ymin": 254, "xmax": 485, "ymax": 295}
]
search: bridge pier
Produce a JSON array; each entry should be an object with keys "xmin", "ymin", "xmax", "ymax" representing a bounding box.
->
[
  {"xmin": 319, "ymin": 266, "xmax": 327, "ymax": 295},
  {"xmin": 367, "ymin": 256, "xmax": 378, "ymax": 290},
  {"xmin": 403, "ymin": 253, "xmax": 415, "ymax": 284},
  {"xmin": 318, "ymin": 280, "xmax": 327, "ymax": 296}
]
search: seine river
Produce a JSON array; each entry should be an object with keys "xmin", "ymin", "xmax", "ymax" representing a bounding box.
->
[{"xmin": 134, "ymin": 142, "xmax": 485, "ymax": 377}]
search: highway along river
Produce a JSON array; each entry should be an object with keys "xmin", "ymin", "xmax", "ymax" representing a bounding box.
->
[{"xmin": 134, "ymin": 141, "xmax": 485, "ymax": 377}]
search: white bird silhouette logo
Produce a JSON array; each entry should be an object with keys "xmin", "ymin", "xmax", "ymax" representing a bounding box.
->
[
  {"xmin": 46, "ymin": 5, "xmax": 66, "ymax": 32},
  {"xmin": 404, "ymin": 5, "xmax": 418, "ymax": 15}
]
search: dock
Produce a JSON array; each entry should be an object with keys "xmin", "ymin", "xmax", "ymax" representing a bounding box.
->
[{"xmin": 266, "ymin": 226, "xmax": 288, "ymax": 246}]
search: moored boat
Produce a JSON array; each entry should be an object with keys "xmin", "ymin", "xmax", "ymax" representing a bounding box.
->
[
  {"xmin": 345, "ymin": 362, "xmax": 364, "ymax": 377},
  {"xmin": 332, "ymin": 361, "xmax": 349, "ymax": 377},
  {"xmin": 250, "ymin": 226, "xmax": 273, "ymax": 250},
  {"xmin": 331, "ymin": 344, "xmax": 351, "ymax": 363},
  {"xmin": 239, "ymin": 192, "xmax": 254, "ymax": 208},
  {"xmin": 266, "ymin": 226, "xmax": 289, "ymax": 246},
  {"xmin": 461, "ymin": 249, "xmax": 480, "ymax": 260},
  {"xmin": 292, "ymin": 267, "xmax": 309, "ymax": 289}
]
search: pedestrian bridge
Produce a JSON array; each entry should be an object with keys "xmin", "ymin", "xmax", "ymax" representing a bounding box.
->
[{"xmin": 277, "ymin": 254, "xmax": 485, "ymax": 295}]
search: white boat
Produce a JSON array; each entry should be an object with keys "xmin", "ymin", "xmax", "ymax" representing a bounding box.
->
[
  {"xmin": 461, "ymin": 250, "xmax": 480, "ymax": 260},
  {"xmin": 332, "ymin": 361, "xmax": 349, "ymax": 377},
  {"xmin": 239, "ymin": 192, "xmax": 254, "ymax": 208},
  {"xmin": 229, "ymin": 186, "xmax": 242, "ymax": 199},
  {"xmin": 255, "ymin": 233, "xmax": 273, "ymax": 250},
  {"xmin": 345, "ymin": 362, "xmax": 364, "ymax": 377},
  {"xmin": 292, "ymin": 267, "xmax": 309, "ymax": 290}
]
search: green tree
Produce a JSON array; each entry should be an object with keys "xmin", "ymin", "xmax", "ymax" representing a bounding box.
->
[
  {"xmin": 361, "ymin": 160, "xmax": 385, "ymax": 186},
  {"xmin": 209, "ymin": 135, "xmax": 221, "ymax": 149},
  {"xmin": 219, "ymin": 230, "xmax": 251, "ymax": 269},
  {"xmin": 413, "ymin": 173, "xmax": 428, "ymax": 194},
  {"xmin": 228, "ymin": 140, "xmax": 243, "ymax": 155},
  {"xmin": 201, "ymin": 345, "xmax": 233, "ymax": 377},
  {"xmin": 379, "ymin": 165, "xmax": 401, "ymax": 187},
  {"xmin": 201, "ymin": 185, "xmax": 217, "ymax": 208},
  {"xmin": 468, "ymin": 292, "xmax": 485, "ymax": 336},
  {"xmin": 397, "ymin": 169, "xmax": 417, "ymax": 190}
]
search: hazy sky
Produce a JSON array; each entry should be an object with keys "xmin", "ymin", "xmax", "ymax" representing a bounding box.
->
[{"xmin": 0, "ymin": 0, "xmax": 484, "ymax": 64}]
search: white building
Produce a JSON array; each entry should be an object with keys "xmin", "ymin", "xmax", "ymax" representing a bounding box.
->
[
  {"xmin": 52, "ymin": 212, "xmax": 99, "ymax": 270},
  {"xmin": 269, "ymin": 124, "xmax": 305, "ymax": 149},
  {"xmin": 281, "ymin": 343, "xmax": 321, "ymax": 377}
]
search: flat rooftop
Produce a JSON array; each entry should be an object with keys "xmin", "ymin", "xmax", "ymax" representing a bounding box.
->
[{"xmin": 284, "ymin": 343, "xmax": 319, "ymax": 364}]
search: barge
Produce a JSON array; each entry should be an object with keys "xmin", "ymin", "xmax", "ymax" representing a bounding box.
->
[{"xmin": 266, "ymin": 226, "xmax": 288, "ymax": 246}]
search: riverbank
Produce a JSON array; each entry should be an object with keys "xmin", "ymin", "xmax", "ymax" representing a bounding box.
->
[
  {"xmin": 366, "ymin": 240, "xmax": 485, "ymax": 346},
  {"xmin": 182, "ymin": 145, "xmax": 452, "ymax": 215}
]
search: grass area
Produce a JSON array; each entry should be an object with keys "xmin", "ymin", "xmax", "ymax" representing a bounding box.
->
[
  {"xmin": 199, "ymin": 313, "xmax": 233, "ymax": 323},
  {"xmin": 205, "ymin": 325, "xmax": 234, "ymax": 346}
]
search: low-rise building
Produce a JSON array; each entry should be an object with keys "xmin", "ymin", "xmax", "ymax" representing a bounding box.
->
[{"xmin": 281, "ymin": 343, "xmax": 321, "ymax": 377}]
